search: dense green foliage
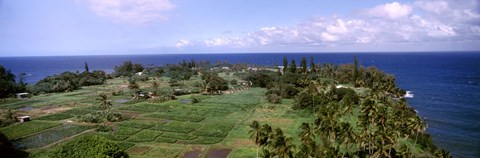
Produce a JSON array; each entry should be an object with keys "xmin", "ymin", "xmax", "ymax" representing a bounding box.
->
[
  {"xmin": 248, "ymin": 56, "xmax": 450, "ymax": 158},
  {"xmin": 0, "ymin": 110, "xmax": 18, "ymax": 127},
  {"xmin": 32, "ymin": 70, "xmax": 107, "ymax": 94},
  {"xmin": 0, "ymin": 65, "xmax": 26, "ymax": 99},
  {"xmin": 202, "ymin": 72, "xmax": 228, "ymax": 94},
  {"xmin": 52, "ymin": 135, "xmax": 129, "ymax": 158},
  {"xmin": 78, "ymin": 111, "xmax": 123, "ymax": 123},
  {"xmin": 112, "ymin": 61, "xmax": 144, "ymax": 77}
]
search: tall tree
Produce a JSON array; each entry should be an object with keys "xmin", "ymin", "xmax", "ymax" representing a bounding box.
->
[
  {"xmin": 0, "ymin": 65, "xmax": 19, "ymax": 99},
  {"xmin": 353, "ymin": 56, "xmax": 359, "ymax": 84},
  {"xmin": 310, "ymin": 56, "xmax": 316, "ymax": 74},
  {"xmin": 283, "ymin": 56, "xmax": 288, "ymax": 73},
  {"xmin": 300, "ymin": 57, "xmax": 307, "ymax": 74},
  {"xmin": 249, "ymin": 121, "xmax": 262, "ymax": 158},
  {"xmin": 84, "ymin": 61, "xmax": 89, "ymax": 72},
  {"xmin": 97, "ymin": 94, "xmax": 112, "ymax": 110},
  {"xmin": 289, "ymin": 59, "xmax": 297, "ymax": 73}
]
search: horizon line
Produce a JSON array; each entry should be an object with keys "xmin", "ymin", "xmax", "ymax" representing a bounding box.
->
[{"xmin": 0, "ymin": 50, "xmax": 479, "ymax": 57}]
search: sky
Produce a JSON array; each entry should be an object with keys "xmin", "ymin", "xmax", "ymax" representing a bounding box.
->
[{"xmin": 0, "ymin": 0, "xmax": 479, "ymax": 56}]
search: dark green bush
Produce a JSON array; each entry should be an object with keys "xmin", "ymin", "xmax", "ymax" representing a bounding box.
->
[{"xmin": 51, "ymin": 135, "xmax": 128, "ymax": 158}]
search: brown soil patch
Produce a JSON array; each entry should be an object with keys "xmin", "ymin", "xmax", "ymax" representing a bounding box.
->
[
  {"xmin": 17, "ymin": 106, "xmax": 73, "ymax": 118},
  {"xmin": 231, "ymin": 139, "xmax": 255, "ymax": 146},
  {"xmin": 205, "ymin": 149, "xmax": 231, "ymax": 158},
  {"xmin": 39, "ymin": 107, "xmax": 72, "ymax": 114}
]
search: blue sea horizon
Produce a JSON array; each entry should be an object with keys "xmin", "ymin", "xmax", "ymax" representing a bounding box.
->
[{"xmin": 1, "ymin": 52, "xmax": 479, "ymax": 157}]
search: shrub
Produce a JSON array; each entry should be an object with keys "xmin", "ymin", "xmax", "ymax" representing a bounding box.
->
[
  {"xmin": 96, "ymin": 125, "xmax": 113, "ymax": 132},
  {"xmin": 267, "ymin": 94, "xmax": 282, "ymax": 104},
  {"xmin": 78, "ymin": 113, "xmax": 102, "ymax": 123},
  {"xmin": 51, "ymin": 135, "xmax": 128, "ymax": 158},
  {"xmin": 78, "ymin": 111, "xmax": 123, "ymax": 123},
  {"xmin": 0, "ymin": 110, "xmax": 18, "ymax": 127}
]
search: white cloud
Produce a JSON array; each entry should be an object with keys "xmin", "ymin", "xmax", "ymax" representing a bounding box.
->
[
  {"xmin": 415, "ymin": 0, "xmax": 449, "ymax": 14},
  {"xmin": 176, "ymin": 0, "xmax": 480, "ymax": 51},
  {"xmin": 363, "ymin": 2, "xmax": 412, "ymax": 19},
  {"xmin": 78, "ymin": 0, "xmax": 175, "ymax": 24},
  {"xmin": 175, "ymin": 39, "xmax": 192, "ymax": 48}
]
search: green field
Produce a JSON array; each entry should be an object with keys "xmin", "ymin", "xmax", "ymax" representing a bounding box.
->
[{"xmin": 0, "ymin": 76, "xmax": 315, "ymax": 158}]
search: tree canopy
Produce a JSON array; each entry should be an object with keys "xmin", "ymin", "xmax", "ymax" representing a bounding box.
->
[{"xmin": 52, "ymin": 135, "xmax": 128, "ymax": 158}]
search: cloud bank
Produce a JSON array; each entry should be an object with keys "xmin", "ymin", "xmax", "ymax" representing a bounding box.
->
[
  {"xmin": 78, "ymin": 0, "xmax": 175, "ymax": 24},
  {"xmin": 176, "ymin": 0, "xmax": 480, "ymax": 51}
]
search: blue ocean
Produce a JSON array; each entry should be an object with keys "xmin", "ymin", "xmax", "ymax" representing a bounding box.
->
[{"xmin": 1, "ymin": 52, "xmax": 479, "ymax": 157}]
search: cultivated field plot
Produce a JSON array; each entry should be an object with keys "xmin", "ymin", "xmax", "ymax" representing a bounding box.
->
[{"xmin": 1, "ymin": 84, "xmax": 313, "ymax": 158}]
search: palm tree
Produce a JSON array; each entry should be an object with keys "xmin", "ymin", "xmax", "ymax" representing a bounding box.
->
[
  {"xmin": 97, "ymin": 94, "xmax": 112, "ymax": 110},
  {"xmin": 298, "ymin": 123, "xmax": 318, "ymax": 157},
  {"xmin": 249, "ymin": 120, "xmax": 262, "ymax": 158},
  {"xmin": 338, "ymin": 122, "xmax": 357, "ymax": 157},
  {"xmin": 269, "ymin": 128, "xmax": 296, "ymax": 158},
  {"xmin": 407, "ymin": 116, "xmax": 426, "ymax": 158},
  {"xmin": 360, "ymin": 98, "xmax": 378, "ymax": 155}
]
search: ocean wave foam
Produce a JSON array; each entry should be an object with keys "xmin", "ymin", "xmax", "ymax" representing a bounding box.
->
[{"xmin": 404, "ymin": 91, "xmax": 414, "ymax": 98}]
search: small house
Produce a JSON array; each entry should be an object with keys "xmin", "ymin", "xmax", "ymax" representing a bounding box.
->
[
  {"xmin": 16, "ymin": 93, "xmax": 30, "ymax": 99},
  {"xmin": 17, "ymin": 116, "xmax": 30, "ymax": 122}
]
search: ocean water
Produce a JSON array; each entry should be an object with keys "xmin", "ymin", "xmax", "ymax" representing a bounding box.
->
[{"xmin": 1, "ymin": 52, "xmax": 479, "ymax": 157}]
